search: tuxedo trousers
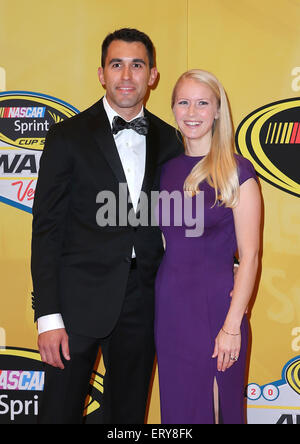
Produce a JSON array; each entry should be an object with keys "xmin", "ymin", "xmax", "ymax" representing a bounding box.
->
[{"xmin": 38, "ymin": 267, "xmax": 156, "ymax": 424}]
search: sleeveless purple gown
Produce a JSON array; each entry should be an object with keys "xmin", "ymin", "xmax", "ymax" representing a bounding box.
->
[{"xmin": 155, "ymin": 153, "xmax": 257, "ymax": 424}]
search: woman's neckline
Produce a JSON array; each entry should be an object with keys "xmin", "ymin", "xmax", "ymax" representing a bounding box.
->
[{"xmin": 183, "ymin": 153, "xmax": 206, "ymax": 159}]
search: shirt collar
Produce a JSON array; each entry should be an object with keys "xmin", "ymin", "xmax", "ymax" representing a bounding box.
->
[{"xmin": 103, "ymin": 95, "xmax": 144, "ymax": 128}]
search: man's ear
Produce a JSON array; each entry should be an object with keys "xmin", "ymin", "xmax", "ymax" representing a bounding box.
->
[
  {"xmin": 98, "ymin": 67, "xmax": 105, "ymax": 87},
  {"xmin": 148, "ymin": 67, "xmax": 158, "ymax": 87}
]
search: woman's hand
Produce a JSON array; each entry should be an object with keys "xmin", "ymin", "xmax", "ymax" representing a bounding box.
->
[{"xmin": 212, "ymin": 328, "xmax": 241, "ymax": 372}]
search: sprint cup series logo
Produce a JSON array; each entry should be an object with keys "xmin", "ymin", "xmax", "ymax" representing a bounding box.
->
[
  {"xmin": 0, "ymin": 347, "xmax": 103, "ymax": 424},
  {"xmin": 0, "ymin": 91, "xmax": 79, "ymax": 213},
  {"xmin": 236, "ymin": 98, "xmax": 300, "ymax": 197}
]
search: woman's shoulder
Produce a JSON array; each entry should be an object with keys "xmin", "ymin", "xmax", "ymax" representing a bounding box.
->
[{"xmin": 234, "ymin": 153, "xmax": 258, "ymax": 186}]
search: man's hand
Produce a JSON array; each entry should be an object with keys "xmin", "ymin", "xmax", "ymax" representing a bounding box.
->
[{"xmin": 38, "ymin": 328, "xmax": 70, "ymax": 370}]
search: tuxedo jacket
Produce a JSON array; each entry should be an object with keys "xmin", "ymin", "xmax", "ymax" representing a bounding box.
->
[{"xmin": 31, "ymin": 99, "xmax": 183, "ymax": 338}]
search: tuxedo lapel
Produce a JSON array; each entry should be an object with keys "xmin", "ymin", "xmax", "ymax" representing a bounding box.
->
[
  {"xmin": 87, "ymin": 99, "xmax": 127, "ymax": 185},
  {"xmin": 140, "ymin": 109, "xmax": 159, "ymax": 197}
]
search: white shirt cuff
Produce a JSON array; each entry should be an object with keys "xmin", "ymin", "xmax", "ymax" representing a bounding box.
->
[{"xmin": 37, "ymin": 313, "xmax": 65, "ymax": 334}]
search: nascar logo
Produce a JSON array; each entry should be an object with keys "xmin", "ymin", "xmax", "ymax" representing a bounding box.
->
[
  {"xmin": 0, "ymin": 107, "xmax": 46, "ymax": 118},
  {"xmin": 0, "ymin": 370, "xmax": 44, "ymax": 391},
  {"xmin": 236, "ymin": 98, "xmax": 300, "ymax": 197},
  {"xmin": 0, "ymin": 91, "xmax": 79, "ymax": 213}
]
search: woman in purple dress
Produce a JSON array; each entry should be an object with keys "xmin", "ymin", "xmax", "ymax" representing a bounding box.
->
[{"xmin": 155, "ymin": 70, "xmax": 261, "ymax": 424}]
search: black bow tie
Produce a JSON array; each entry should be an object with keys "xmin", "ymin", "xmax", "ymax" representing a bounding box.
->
[{"xmin": 111, "ymin": 115, "xmax": 149, "ymax": 136}]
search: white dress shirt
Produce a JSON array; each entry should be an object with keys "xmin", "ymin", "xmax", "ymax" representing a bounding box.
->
[{"xmin": 37, "ymin": 96, "xmax": 146, "ymax": 334}]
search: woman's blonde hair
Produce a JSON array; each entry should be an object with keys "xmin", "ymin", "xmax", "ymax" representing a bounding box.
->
[{"xmin": 172, "ymin": 69, "xmax": 239, "ymax": 208}]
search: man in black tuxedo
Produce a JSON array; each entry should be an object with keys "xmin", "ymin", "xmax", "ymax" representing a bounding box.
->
[{"xmin": 31, "ymin": 28, "xmax": 182, "ymax": 424}]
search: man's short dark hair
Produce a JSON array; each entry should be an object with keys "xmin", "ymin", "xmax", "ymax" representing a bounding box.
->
[{"xmin": 101, "ymin": 28, "xmax": 155, "ymax": 69}]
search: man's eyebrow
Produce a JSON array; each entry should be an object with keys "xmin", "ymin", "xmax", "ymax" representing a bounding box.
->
[
  {"xmin": 108, "ymin": 58, "xmax": 146, "ymax": 65},
  {"xmin": 108, "ymin": 58, "xmax": 122, "ymax": 65},
  {"xmin": 132, "ymin": 58, "xmax": 146, "ymax": 65}
]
